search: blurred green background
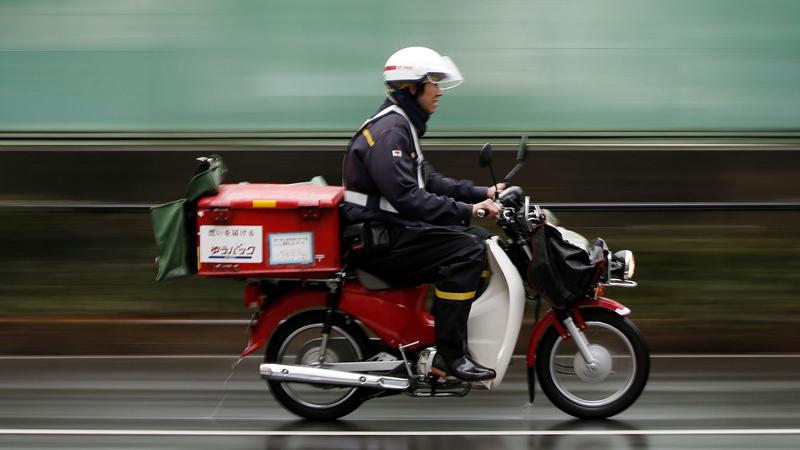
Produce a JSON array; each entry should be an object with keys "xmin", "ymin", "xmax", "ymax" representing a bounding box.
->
[
  {"xmin": 1, "ymin": 0, "xmax": 800, "ymax": 133},
  {"xmin": 1, "ymin": 1, "xmax": 799, "ymax": 354}
]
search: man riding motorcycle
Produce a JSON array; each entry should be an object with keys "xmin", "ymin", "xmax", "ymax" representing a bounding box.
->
[{"xmin": 341, "ymin": 47, "xmax": 503, "ymax": 381}]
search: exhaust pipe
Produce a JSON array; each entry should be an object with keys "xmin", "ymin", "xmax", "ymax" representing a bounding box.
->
[{"xmin": 260, "ymin": 363, "xmax": 411, "ymax": 390}]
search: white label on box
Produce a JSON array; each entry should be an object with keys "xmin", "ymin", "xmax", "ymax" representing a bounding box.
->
[
  {"xmin": 200, "ymin": 225, "xmax": 263, "ymax": 263},
  {"xmin": 269, "ymin": 232, "xmax": 314, "ymax": 265}
]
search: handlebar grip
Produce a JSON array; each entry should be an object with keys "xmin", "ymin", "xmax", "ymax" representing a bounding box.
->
[{"xmin": 476, "ymin": 208, "xmax": 487, "ymax": 218}]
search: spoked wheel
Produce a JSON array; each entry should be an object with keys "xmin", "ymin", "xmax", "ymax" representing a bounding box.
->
[
  {"xmin": 536, "ymin": 308, "xmax": 650, "ymax": 419},
  {"xmin": 265, "ymin": 312, "xmax": 371, "ymax": 420}
]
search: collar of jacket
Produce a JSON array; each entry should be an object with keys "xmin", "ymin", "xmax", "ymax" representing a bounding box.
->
[{"xmin": 384, "ymin": 89, "xmax": 429, "ymax": 137}]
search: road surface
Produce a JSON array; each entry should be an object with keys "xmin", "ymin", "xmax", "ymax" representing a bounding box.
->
[{"xmin": 1, "ymin": 354, "xmax": 798, "ymax": 449}]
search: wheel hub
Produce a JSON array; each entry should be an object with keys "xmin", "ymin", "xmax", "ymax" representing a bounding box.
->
[
  {"xmin": 573, "ymin": 344, "xmax": 612, "ymax": 383},
  {"xmin": 297, "ymin": 341, "xmax": 338, "ymax": 366}
]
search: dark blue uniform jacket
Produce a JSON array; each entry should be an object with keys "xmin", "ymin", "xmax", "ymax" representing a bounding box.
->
[{"xmin": 342, "ymin": 104, "xmax": 488, "ymax": 227}]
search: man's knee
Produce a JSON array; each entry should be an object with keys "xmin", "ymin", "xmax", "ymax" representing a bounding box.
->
[
  {"xmin": 465, "ymin": 233, "xmax": 487, "ymax": 261},
  {"xmin": 465, "ymin": 226, "xmax": 493, "ymax": 241},
  {"xmin": 440, "ymin": 233, "xmax": 486, "ymax": 268}
]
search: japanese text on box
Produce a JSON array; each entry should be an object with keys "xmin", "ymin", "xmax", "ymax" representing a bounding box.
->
[
  {"xmin": 200, "ymin": 225, "xmax": 263, "ymax": 263},
  {"xmin": 269, "ymin": 232, "xmax": 314, "ymax": 265}
]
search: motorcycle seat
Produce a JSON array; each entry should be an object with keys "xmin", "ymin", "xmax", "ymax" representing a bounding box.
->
[{"xmin": 354, "ymin": 269, "xmax": 394, "ymax": 290}]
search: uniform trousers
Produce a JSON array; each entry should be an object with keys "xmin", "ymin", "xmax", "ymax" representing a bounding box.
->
[{"xmin": 355, "ymin": 223, "xmax": 491, "ymax": 362}]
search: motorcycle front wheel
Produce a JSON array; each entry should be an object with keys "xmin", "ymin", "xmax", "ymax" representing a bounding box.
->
[
  {"xmin": 536, "ymin": 308, "xmax": 650, "ymax": 419},
  {"xmin": 265, "ymin": 311, "xmax": 371, "ymax": 420}
]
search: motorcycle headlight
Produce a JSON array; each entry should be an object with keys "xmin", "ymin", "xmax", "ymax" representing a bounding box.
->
[{"xmin": 610, "ymin": 250, "xmax": 635, "ymax": 280}]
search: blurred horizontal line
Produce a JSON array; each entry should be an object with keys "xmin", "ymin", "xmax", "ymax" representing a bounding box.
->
[
  {"xmin": 3, "ymin": 142, "xmax": 799, "ymax": 153},
  {"xmin": 2, "ymin": 354, "xmax": 799, "ymax": 360},
  {"xmin": 3, "ymin": 47, "xmax": 792, "ymax": 52},
  {"xmin": 647, "ymin": 354, "xmax": 800, "ymax": 358},
  {"xmin": 1, "ymin": 428, "xmax": 798, "ymax": 436},
  {"xmin": 0, "ymin": 318, "xmax": 249, "ymax": 325},
  {"xmin": 3, "ymin": 144, "xmax": 800, "ymax": 153},
  {"xmin": 0, "ymin": 316, "xmax": 686, "ymax": 325},
  {"xmin": 2, "ymin": 201, "xmax": 800, "ymax": 213},
  {"xmin": 0, "ymin": 49, "xmax": 164, "ymax": 53},
  {"xmin": 471, "ymin": 47, "xmax": 793, "ymax": 51},
  {"xmin": 0, "ymin": 202, "xmax": 153, "ymax": 212},
  {"xmin": 2, "ymin": 131, "xmax": 800, "ymax": 140},
  {"xmin": 541, "ymin": 202, "xmax": 800, "ymax": 212},
  {"xmin": 0, "ymin": 355, "xmax": 260, "ymax": 360}
]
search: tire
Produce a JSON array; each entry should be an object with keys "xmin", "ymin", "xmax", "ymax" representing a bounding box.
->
[
  {"xmin": 535, "ymin": 308, "xmax": 650, "ymax": 419},
  {"xmin": 265, "ymin": 311, "xmax": 371, "ymax": 420}
]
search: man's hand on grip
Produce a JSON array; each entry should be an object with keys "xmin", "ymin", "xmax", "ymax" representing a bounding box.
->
[{"xmin": 473, "ymin": 199, "xmax": 500, "ymax": 219}]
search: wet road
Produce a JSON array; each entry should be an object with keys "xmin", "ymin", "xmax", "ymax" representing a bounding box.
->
[{"xmin": 1, "ymin": 355, "xmax": 798, "ymax": 449}]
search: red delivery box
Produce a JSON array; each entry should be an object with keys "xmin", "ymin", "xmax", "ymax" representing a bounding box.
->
[{"xmin": 196, "ymin": 183, "xmax": 344, "ymax": 279}]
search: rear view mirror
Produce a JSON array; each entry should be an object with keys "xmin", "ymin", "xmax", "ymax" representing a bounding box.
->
[
  {"xmin": 479, "ymin": 143, "xmax": 493, "ymax": 167},
  {"xmin": 503, "ymin": 136, "xmax": 528, "ymax": 182},
  {"xmin": 517, "ymin": 136, "xmax": 528, "ymax": 162}
]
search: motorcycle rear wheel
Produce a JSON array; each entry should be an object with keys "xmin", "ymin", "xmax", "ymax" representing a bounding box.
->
[
  {"xmin": 265, "ymin": 311, "xmax": 371, "ymax": 420},
  {"xmin": 536, "ymin": 308, "xmax": 650, "ymax": 419}
]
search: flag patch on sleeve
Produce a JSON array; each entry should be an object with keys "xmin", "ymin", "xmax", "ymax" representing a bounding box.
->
[{"xmin": 392, "ymin": 149, "xmax": 403, "ymax": 157}]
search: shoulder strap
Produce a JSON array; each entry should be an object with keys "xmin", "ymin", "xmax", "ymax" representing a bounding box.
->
[
  {"xmin": 346, "ymin": 104, "xmax": 426, "ymax": 189},
  {"xmin": 356, "ymin": 105, "xmax": 399, "ymax": 131}
]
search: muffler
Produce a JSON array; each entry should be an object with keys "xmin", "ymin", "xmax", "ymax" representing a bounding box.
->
[{"xmin": 260, "ymin": 363, "xmax": 411, "ymax": 390}]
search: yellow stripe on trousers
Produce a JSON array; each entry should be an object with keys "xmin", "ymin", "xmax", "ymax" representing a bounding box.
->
[{"xmin": 435, "ymin": 289, "xmax": 476, "ymax": 301}]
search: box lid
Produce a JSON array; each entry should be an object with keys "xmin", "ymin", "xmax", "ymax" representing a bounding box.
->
[{"xmin": 197, "ymin": 184, "xmax": 344, "ymax": 209}]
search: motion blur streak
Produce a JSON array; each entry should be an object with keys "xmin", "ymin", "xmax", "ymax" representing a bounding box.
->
[
  {"xmin": 1, "ymin": 3, "xmax": 800, "ymax": 449},
  {"xmin": 1, "ymin": 147, "xmax": 800, "ymax": 354},
  {"xmin": 1, "ymin": 0, "xmax": 799, "ymax": 132}
]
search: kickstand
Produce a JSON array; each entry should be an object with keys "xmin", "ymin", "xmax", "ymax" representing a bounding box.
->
[{"xmin": 429, "ymin": 374, "xmax": 439, "ymax": 396}]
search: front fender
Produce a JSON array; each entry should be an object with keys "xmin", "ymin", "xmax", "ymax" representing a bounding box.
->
[
  {"xmin": 525, "ymin": 296, "xmax": 631, "ymax": 369},
  {"xmin": 524, "ymin": 296, "xmax": 631, "ymax": 403}
]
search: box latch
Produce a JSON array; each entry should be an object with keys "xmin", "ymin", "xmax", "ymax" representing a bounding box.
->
[
  {"xmin": 209, "ymin": 209, "xmax": 232, "ymax": 225},
  {"xmin": 300, "ymin": 207, "xmax": 320, "ymax": 220}
]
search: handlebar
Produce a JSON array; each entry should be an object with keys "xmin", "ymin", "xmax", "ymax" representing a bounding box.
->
[{"xmin": 476, "ymin": 200, "xmax": 502, "ymax": 219}]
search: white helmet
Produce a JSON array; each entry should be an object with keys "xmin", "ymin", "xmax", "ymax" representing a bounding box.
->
[{"xmin": 383, "ymin": 47, "xmax": 464, "ymax": 90}]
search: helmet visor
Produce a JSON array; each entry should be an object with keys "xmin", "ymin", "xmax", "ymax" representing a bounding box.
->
[{"xmin": 426, "ymin": 56, "xmax": 463, "ymax": 90}]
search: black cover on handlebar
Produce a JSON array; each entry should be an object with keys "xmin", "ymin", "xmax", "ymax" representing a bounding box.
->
[{"xmin": 528, "ymin": 223, "xmax": 604, "ymax": 309}]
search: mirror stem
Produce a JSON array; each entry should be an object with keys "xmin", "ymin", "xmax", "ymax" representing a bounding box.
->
[{"xmin": 488, "ymin": 165, "xmax": 500, "ymax": 200}]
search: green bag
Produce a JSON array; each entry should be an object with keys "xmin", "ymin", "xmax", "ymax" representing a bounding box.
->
[
  {"xmin": 151, "ymin": 198, "xmax": 192, "ymax": 281},
  {"xmin": 150, "ymin": 155, "xmax": 227, "ymax": 282}
]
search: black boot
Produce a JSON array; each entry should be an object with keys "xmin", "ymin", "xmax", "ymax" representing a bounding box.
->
[
  {"xmin": 432, "ymin": 352, "xmax": 496, "ymax": 382},
  {"xmin": 432, "ymin": 298, "xmax": 496, "ymax": 382},
  {"xmin": 461, "ymin": 293, "xmax": 494, "ymax": 373},
  {"xmin": 465, "ymin": 351, "xmax": 494, "ymax": 372}
]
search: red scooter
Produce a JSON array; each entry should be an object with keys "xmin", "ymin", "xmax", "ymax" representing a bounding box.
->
[{"xmin": 224, "ymin": 141, "xmax": 649, "ymax": 420}]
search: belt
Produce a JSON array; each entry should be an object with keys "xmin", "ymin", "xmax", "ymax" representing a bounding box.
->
[{"xmin": 344, "ymin": 190, "xmax": 399, "ymax": 214}]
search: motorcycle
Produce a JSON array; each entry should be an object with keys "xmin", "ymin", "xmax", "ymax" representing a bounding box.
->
[{"xmin": 238, "ymin": 139, "xmax": 649, "ymax": 420}]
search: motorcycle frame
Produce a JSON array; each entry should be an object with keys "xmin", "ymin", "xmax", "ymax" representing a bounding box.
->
[
  {"xmin": 242, "ymin": 236, "xmax": 521, "ymax": 361},
  {"xmin": 245, "ymin": 237, "xmax": 527, "ymax": 390},
  {"xmin": 243, "ymin": 241, "xmax": 634, "ymax": 394}
]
